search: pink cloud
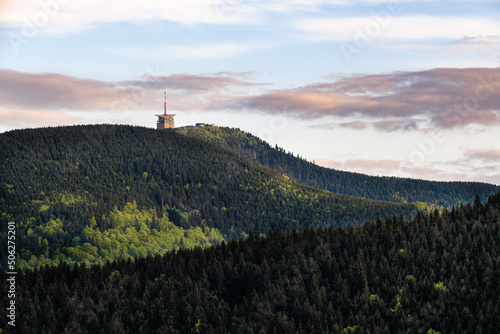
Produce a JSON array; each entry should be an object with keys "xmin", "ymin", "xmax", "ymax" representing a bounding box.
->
[
  {"xmin": 464, "ymin": 148, "xmax": 500, "ymax": 161},
  {"xmin": 314, "ymin": 157, "xmax": 500, "ymax": 184},
  {"xmin": 312, "ymin": 119, "xmax": 420, "ymax": 132},
  {"xmin": 2, "ymin": 67, "xmax": 500, "ymax": 131},
  {"xmin": 0, "ymin": 69, "xmax": 265, "ymax": 113},
  {"xmin": 232, "ymin": 67, "xmax": 500, "ymax": 129},
  {"xmin": 308, "ymin": 158, "xmax": 343, "ymax": 169},
  {"xmin": 372, "ymin": 119, "xmax": 419, "ymax": 132},
  {"xmin": 344, "ymin": 159, "xmax": 401, "ymax": 170},
  {"xmin": 0, "ymin": 108, "xmax": 86, "ymax": 130},
  {"xmin": 338, "ymin": 121, "xmax": 368, "ymax": 130}
]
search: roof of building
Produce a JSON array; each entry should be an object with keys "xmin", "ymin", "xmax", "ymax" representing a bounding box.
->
[{"xmin": 155, "ymin": 114, "xmax": 176, "ymax": 118}]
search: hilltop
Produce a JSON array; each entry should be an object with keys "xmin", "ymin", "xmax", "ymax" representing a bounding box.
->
[
  {"xmin": 177, "ymin": 125, "xmax": 499, "ymax": 207},
  {"xmin": 0, "ymin": 125, "xmax": 416, "ymax": 269}
]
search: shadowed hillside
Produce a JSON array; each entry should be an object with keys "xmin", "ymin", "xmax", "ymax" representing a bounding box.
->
[
  {"xmin": 177, "ymin": 125, "xmax": 499, "ymax": 207},
  {"xmin": 0, "ymin": 125, "xmax": 416, "ymax": 269}
]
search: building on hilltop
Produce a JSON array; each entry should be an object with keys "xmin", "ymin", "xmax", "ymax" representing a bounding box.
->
[{"xmin": 156, "ymin": 91, "xmax": 175, "ymax": 129}]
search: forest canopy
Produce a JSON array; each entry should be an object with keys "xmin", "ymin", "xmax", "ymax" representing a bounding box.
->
[
  {"xmin": 1, "ymin": 192, "xmax": 499, "ymax": 333},
  {"xmin": 1, "ymin": 125, "xmax": 419, "ymax": 269},
  {"xmin": 178, "ymin": 125, "xmax": 499, "ymax": 207}
]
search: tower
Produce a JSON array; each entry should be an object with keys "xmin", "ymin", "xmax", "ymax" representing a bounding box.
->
[{"xmin": 156, "ymin": 91, "xmax": 175, "ymax": 129}]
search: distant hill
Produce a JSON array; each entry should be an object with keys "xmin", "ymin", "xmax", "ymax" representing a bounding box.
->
[
  {"xmin": 0, "ymin": 125, "xmax": 416, "ymax": 269},
  {"xmin": 177, "ymin": 125, "xmax": 499, "ymax": 207}
]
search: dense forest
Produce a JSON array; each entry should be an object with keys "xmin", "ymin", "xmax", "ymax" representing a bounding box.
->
[
  {"xmin": 1, "ymin": 192, "xmax": 499, "ymax": 333},
  {"xmin": 0, "ymin": 125, "xmax": 417, "ymax": 269},
  {"xmin": 177, "ymin": 126, "xmax": 499, "ymax": 207}
]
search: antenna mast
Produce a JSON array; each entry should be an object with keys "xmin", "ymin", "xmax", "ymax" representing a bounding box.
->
[{"xmin": 156, "ymin": 90, "xmax": 175, "ymax": 129}]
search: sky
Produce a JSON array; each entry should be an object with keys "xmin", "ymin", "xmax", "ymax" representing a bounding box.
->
[{"xmin": 0, "ymin": 0, "xmax": 499, "ymax": 185}]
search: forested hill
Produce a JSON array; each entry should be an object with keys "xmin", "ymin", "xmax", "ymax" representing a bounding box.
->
[
  {"xmin": 2, "ymin": 192, "xmax": 499, "ymax": 333},
  {"xmin": 177, "ymin": 126, "xmax": 499, "ymax": 207},
  {"xmin": 0, "ymin": 125, "xmax": 416, "ymax": 269}
]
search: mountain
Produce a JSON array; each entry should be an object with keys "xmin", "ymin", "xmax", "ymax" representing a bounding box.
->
[
  {"xmin": 177, "ymin": 125, "xmax": 499, "ymax": 207},
  {"xmin": 2, "ymin": 192, "xmax": 499, "ymax": 333},
  {"xmin": 0, "ymin": 125, "xmax": 417, "ymax": 269}
]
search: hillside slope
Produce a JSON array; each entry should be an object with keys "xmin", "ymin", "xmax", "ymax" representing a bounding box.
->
[
  {"xmin": 2, "ymin": 192, "xmax": 499, "ymax": 333},
  {"xmin": 0, "ymin": 125, "xmax": 416, "ymax": 268},
  {"xmin": 177, "ymin": 126, "xmax": 499, "ymax": 207}
]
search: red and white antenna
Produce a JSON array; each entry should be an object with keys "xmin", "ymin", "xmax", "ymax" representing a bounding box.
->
[{"xmin": 164, "ymin": 91, "xmax": 167, "ymax": 115}]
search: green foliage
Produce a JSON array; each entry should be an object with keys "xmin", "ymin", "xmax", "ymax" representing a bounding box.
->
[
  {"xmin": 37, "ymin": 218, "xmax": 64, "ymax": 235},
  {"xmin": 107, "ymin": 270, "xmax": 122, "ymax": 282},
  {"xmin": 192, "ymin": 320, "xmax": 201, "ymax": 333},
  {"xmin": 391, "ymin": 293, "xmax": 402, "ymax": 313},
  {"xmin": 343, "ymin": 326, "xmax": 358, "ymax": 333},
  {"xmin": 1, "ymin": 192, "xmax": 499, "ymax": 333},
  {"xmin": 0, "ymin": 125, "xmax": 419, "ymax": 268},
  {"xmin": 427, "ymin": 329, "xmax": 441, "ymax": 334},
  {"xmin": 178, "ymin": 126, "xmax": 499, "ymax": 207},
  {"xmin": 405, "ymin": 275, "xmax": 416, "ymax": 283},
  {"xmin": 434, "ymin": 281, "xmax": 447, "ymax": 292},
  {"xmin": 16, "ymin": 202, "xmax": 225, "ymax": 269}
]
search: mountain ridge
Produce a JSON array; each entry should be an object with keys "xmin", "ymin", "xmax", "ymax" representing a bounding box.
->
[
  {"xmin": 177, "ymin": 125, "xmax": 499, "ymax": 207},
  {"xmin": 1, "ymin": 124, "xmax": 417, "ymax": 269}
]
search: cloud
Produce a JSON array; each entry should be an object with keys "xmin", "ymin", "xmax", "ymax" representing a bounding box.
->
[
  {"xmin": 464, "ymin": 148, "xmax": 500, "ymax": 161},
  {"xmin": 0, "ymin": 70, "xmax": 122, "ymax": 111},
  {"xmin": 2, "ymin": 67, "xmax": 500, "ymax": 131},
  {"xmin": 459, "ymin": 35, "xmax": 500, "ymax": 43},
  {"xmin": 311, "ymin": 157, "xmax": 439, "ymax": 179},
  {"xmin": 230, "ymin": 90, "xmax": 346, "ymax": 118},
  {"xmin": 230, "ymin": 67, "xmax": 500, "ymax": 129},
  {"xmin": 312, "ymin": 119, "xmax": 420, "ymax": 132},
  {"xmin": 309, "ymin": 158, "xmax": 343, "ymax": 169},
  {"xmin": 0, "ymin": 69, "xmax": 266, "ymax": 114},
  {"xmin": 0, "ymin": 107, "xmax": 86, "ymax": 131},
  {"xmin": 0, "ymin": 0, "xmax": 388, "ymax": 35},
  {"xmin": 2, "ymin": 0, "xmax": 499, "ymax": 43},
  {"xmin": 477, "ymin": 174, "xmax": 500, "ymax": 185},
  {"xmin": 345, "ymin": 158, "xmax": 401, "ymax": 170},
  {"xmin": 372, "ymin": 119, "xmax": 419, "ymax": 131},
  {"xmin": 294, "ymin": 15, "xmax": 500, "ymax": 42},
  {"xmin": 312, "ymin": 157, "xmax": 500, "ymax": 184},
  {"xmin": 338, "ymin": 121, "xmax": 368, "ymax": 130},
  {"xmin": 0, "ymin": 0, "xmax": 259, "ymax": 35},
  {"xmin": 432, "ymin": 110, "xmax": 500, "ymax": 128}
]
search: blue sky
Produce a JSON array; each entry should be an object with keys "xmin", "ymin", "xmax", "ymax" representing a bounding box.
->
[{"xmin": 1, "ymin": 0, "xmax": 500, "ymax": 184}]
